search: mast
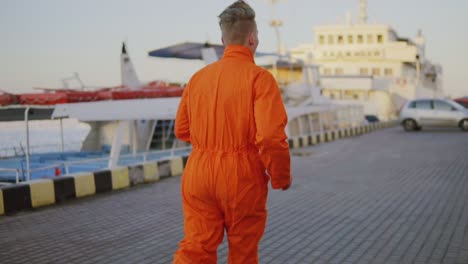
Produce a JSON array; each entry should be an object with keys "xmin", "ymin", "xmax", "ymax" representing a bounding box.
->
[
  {"xmin": 120, "ymin": 42, "xmax": 141, "ymax": 90},
  {"xmin": 359, "ymin": 0, "xmax": 368, "ymax": 24},
  {"xmin": 267, "ymin": 0, "xmax": 286, "ymax": 55}
]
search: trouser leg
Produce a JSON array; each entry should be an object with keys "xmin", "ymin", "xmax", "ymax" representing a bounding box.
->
[
  {"xmin": 226, "ymin": 186, "xmax": 268, "ymax": 264},
  {"xmin": 173, "ymin": 191, "xmax": 224, "ymax": 264}
]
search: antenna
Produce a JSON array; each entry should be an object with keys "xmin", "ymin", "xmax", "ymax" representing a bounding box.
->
[
  {"xmin": 61, "ymin": 72, "xmax": 85, "ymax": 90},
  {"xmin": 346, "ymin": 11, "xmax": 352, "ymax": 25},
  {"xmin": 266, "ymin": 0, "xmax": 286, "ymax": 55},
  {"xmin": 359, "ymin": 0, "xmax": 368, "ymax": 24}
]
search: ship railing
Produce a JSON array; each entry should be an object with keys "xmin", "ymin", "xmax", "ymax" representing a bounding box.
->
[
  {"xmin": 286, "ymin": 104, "xmax": 365, "ymax": 137},
  {"xmin": 0, "ymin": 146, "xmax": 193, "ymax": 183},
  {"xmin": 130, "ymin": 146, "xmax": 192, "ymax": 163},
  {"xmin": 0, "ymin": 168, "xmax": 21, "ymax": 184},
  {"xmin": 29, "ymin": 142, "xmax": 82, "ymax": 154},
  {"xmin": 46, "ymin": 146, "xmax": 192, "ymax": 177},
  {"xmin": 0, "ymin": 142, "xmax": 83, "ymax": 159}
]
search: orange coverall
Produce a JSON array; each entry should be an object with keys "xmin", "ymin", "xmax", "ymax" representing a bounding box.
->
[{"xmin": 173, "ymin": 45, "xmax": 291, "ymax": 264}]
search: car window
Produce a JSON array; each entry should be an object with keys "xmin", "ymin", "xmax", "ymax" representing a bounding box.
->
[
  {"xmin": 414, "ymin": 100, "xmax": 432, "ymax": 110},
  {"xmin": 453, "ymin": 100, "xmax": 467, "ymax": 109},
  {"xmin": 408, "ymin": 101, "xmax": 416, "ymax": 108},
  {"xmin": 433, "ymin": 100, "xmax": 454, "ymax": 111}
]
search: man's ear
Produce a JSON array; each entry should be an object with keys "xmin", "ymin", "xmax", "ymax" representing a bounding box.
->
[{"xmin": 248, "ymin": 33, "xmax": 255, "ymax": 47}]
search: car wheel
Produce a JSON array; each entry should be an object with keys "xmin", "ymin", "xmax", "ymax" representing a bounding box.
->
[
  {"xmin": 415, "ymin": 126, "xmax": 422, "ymax": 131},
  {"xmin": 403, "ymin": 119, "xmax": 417, "ymax": 131},
  {"xmin": 461, "ymin": 119, "xmax": 468, "ymax": 131}
]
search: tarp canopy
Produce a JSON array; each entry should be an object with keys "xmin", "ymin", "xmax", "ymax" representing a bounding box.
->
[
  {"xmin": 148, "ymin": 42, "xmax": 276, "ymax": 60},
  {"xmin": 148, "ymin": 42, "xmax": 225, "ymax": 60}
]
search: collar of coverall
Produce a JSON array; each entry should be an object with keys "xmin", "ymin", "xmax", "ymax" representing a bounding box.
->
[{"xmin": 222, "ymin": 45, "xmax": 254, "ymax": 63}]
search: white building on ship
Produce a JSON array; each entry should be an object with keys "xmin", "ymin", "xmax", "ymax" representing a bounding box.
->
[{"xmin": 289, "ymin": 0, "xmax": 443, "ymax": 121}]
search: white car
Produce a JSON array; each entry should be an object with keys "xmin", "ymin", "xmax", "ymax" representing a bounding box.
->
[{"xmin": 399, "ymin": 99, "xmax": 468, "ymax": 131}]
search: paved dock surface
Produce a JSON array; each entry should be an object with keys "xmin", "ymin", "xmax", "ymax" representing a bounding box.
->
[{"xmin": 1, "ymin": 126, "xmax": 467, "ymax": 264}]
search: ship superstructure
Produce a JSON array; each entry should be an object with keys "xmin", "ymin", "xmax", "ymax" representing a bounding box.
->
[{"xmin": 289, "ymin": 0, "xmax": 443, "ymax": 120}]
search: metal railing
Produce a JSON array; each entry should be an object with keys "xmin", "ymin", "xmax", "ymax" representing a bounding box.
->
[
  {"xmin": 0, "ymin": 146, "xmax": 192, "ymax": 183},
  {"xmin": 287, "ymin": 104, "xmax": 365, "ymax": 137},
  {"xmin": 0, "ymin": 168, "xmax": 21, "ymax": 184},
  {"xmin": 0, "ymin": 142, "xmax": 83, "ymax": 158}
]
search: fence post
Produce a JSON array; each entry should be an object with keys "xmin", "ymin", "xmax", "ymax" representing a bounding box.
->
[
  {"xmin": 65, "ymin": 162, "xmax": 70, "ymax": 175},
  {"xmin": 16, "ymin": 169, "xmax": 20, "ymax": 184}
]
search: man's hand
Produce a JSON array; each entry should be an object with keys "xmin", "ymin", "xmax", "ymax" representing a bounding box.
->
[{"xmin": 281, "ymin": 182, "xmax": 291, "ymax": 191}]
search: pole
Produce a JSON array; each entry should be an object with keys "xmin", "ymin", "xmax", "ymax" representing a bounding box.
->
[
  {"xmin": 25, "ymin": 107, "xmax": 31, "ymax": 182},
  {"xmin": 108, "ymin": 121, "xmax": 126, "ymax": 169},
  {"xmin": 268, "ymin": 0, "xmax": 285, "ymax": 55},
  {"xmin": 129, "ymin": 120, "xmax": 137, "ymax": 156},
  {"xmin": 60, "ymin": 118, "xmax": 65, "ymax": 152},
  {"xmin": 162, "ymin": 122, "xmax": 166, "ymax": 150}
]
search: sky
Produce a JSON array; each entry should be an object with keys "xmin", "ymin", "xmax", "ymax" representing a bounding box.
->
[{"xmin": 1, "ymin": 0, "xmax": 467, "ymax": 97}]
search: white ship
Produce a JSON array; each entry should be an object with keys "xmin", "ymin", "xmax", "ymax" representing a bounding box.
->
[
  {"xmin": 288, "ymin": 0, "xmax": 443, "ymax": 121},
  {"xmin": 1, "ymin": 42, "xmax": 366, "ymax": 182}
]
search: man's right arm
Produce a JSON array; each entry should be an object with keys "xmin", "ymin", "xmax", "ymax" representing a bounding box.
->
[
  {"xmin": 254, "ymin": 71, "xmax": 291, "ymax": 190},
  {"xmin": 174, "ymin": 84, "xmax": 190, "ymax": 143}
]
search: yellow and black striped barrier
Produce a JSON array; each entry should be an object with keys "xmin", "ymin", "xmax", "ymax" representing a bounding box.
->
[
  {"xmin": 288, "ymin": 121, "xmax": 396, "ymax": 150},
  {"xmin": 0, "ymin": 156, "xmax": 189, "ymax": 216}
]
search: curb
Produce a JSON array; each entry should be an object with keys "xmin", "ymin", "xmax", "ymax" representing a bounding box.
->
[
  {"xmin": 0, "ymin": 156, "xmax": 188, "ymax": 216},
  {"xmin": 288, "ymin": 121, "xmax": 396, "ymax": 150}
]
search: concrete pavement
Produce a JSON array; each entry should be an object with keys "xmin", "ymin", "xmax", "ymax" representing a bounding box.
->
[{"xmin": 1, "ymin": 126, "xmax": 467, "ymax": 264}]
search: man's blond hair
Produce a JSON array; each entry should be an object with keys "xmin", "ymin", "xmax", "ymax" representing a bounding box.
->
[{"xmin": 218, "ymin": 1, "xmax": 257, "ymax": 45}]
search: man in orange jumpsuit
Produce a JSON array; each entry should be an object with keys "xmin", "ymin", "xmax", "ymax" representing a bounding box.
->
[{"xmin": 173, "ymin": 1, "xmax": 291, "ymax": 263}]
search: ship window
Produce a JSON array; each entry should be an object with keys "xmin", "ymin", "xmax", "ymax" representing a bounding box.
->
[
  {"xmin": 319, "ymin": 35, "xmax": 325, "ymax": 44},
  {"xmin": 384, "ymin": 68, "xmax": 393, "ymax": 76},
  {"xmin": 367, "ymin": 34, "xmax": 374, "ymax": 44},
  {"xmin": 360, "ymin": 68, "xmax": 369, "ymax": 75},
  {"xmin": 348, "ymin": 35, "xmax": 353, "ymax": 44},
  {"xmin": 357, "ymin": 35, "xmax": 364, "ymax": 43},
  {"xmin": 372, "ymin": 68, "xmax": 381, "ymax": 76},
  {"xmin": 377, "ymin": 34, "xmax": 383, "ymax": 43},
  {"xmin": 335, "ymin": 68, "xmax": 344, "ymax": 75},
  {"xmin": 346, "ymin": 51, "xmax": 351, "ymax": 57},
  {"xmin": 324, "ymin": 68, "xmax": 332, "ymax": 75},
  {"xmin": 151, "ymin": 120, "xmax": 175, "ymax": 150},
  {"xmin": 374, "ymin": 51, "xmax": 381, "ymax": 57},
  {"xmin": 338, "ymin": 35, "xmax": 344, "ymax": 44},
  {"xmin": 328, "ymin": 35, "xmax": 334, "ymax": 44},
  {"xmin": 322, "ymin": 51, "xmax": 327, "ymax": 57}
]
